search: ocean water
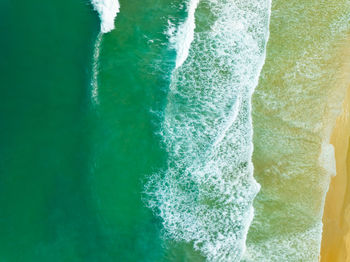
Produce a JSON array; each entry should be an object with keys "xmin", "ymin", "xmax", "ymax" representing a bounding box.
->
[
  {"xmin": 0, "ymin": 0, "xmax": 101, "ymax": 260},
  {"xmin": 2, "ymin": 0, "xmax": 350, "ymax": 261},
  {"xmin": 87, "ymin": 0, "xmax": 271, "ymax": 260},
  {"xmin": 1, "ymin": 0, "xmax": 179, "ymax": 260}
]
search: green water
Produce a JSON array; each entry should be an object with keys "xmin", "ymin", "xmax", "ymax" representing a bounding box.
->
[
  {"xmin": 1, "ymin": 0, "xmax": 269, "ymax": 260},
  {"xmin": 0, "ymin": 0, "xmax": 204, "ymax": 260},
  {"xmin": 90, "ymin": 0, "xmax": 194, "ymax": 261},
  {"xmin": 0, "ymin": 0, "xmax": 102, "ymax": 260}
]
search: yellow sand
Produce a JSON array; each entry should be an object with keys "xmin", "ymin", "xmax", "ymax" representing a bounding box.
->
[{"xmin": 321, "ymin": 85, "xmax": 350, "ymax": 262}]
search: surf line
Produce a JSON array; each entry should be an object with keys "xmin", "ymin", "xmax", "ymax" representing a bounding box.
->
[{"xmin": 90, "ymin": 0, "xmax": 120, "ymax": 104}]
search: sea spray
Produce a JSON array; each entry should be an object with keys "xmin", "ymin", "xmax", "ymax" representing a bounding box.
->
[
  {"xmin": 91, "ymin": 0, "xmax": 120, "ymax": 33},
  {"xmin": 146, "ymin": 0, "xmax": 271, "ymax": 261}
]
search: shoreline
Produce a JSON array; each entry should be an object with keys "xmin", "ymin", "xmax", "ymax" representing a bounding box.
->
[{"xmin": 321, "ymin": 85, "xmax": 350, "ymax": 261}]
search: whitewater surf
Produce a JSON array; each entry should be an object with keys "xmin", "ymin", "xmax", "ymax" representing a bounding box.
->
[{"xmin": 146, "ymin": 0, "xmax": 272, "ymax": 261}]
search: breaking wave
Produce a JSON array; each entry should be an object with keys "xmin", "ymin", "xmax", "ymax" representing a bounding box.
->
[
  {"xmin": 168, "ymin": 0, "xmax": 200, "ymax": 68},
  {"xmin": 91, "ymin": 0, "xmax": 120, "ymax": 33},
  {"xmin": 146, "ymin": 0, "xmax": 271, "ymax": 261}
]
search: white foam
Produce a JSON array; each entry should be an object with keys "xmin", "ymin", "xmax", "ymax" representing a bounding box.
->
[
  {"xmin": 146, "ymin": 0, "xmax": 271, "ymax": 261},
  {"xmin": 169, "ymin": 0, "xmax": 200, "ymax": 68},
  {"xmin": 91, "ymin": 0, "xmax": 120, "ymax": 33}
]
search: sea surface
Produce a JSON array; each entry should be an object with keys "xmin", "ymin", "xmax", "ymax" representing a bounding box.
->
[{"xmin": 1, "ymin": 0, "xmax": 350, "ymax": 261}]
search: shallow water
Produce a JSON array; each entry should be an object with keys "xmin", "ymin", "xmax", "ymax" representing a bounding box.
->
[{"xmin": 244, "ymin": 1, "xmax": 350, "ymax": 261}]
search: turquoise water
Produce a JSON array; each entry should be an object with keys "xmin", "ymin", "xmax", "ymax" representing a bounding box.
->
[
  {"xmin": 3, "ymin": 0, "xmax": 350, "ymax": 261},
  {"xmin": 0, "ymin": 0, "xmax": 204, "ymax": 260},
  {"xmin": 92, "ymin": 0, "xmax": 271, "ymax": 261},
  {"xmin": 1, "ymin": 0, "xmax": 269, "ymax": 259},
  {"xmin": 89, "ymin": 0, "xmax": 189, "ymax": 260},
  {"xmin": 1, "ymin": 0, "xmax": 271, "ymax": 260}
]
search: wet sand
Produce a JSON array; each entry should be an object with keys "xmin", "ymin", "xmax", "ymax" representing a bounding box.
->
[{"xmin": 321, "ymin": 86, "xmax": 350, "ymax": 261}]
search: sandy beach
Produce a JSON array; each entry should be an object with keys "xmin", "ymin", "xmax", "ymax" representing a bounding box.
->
[{"xmin": 321, "ymin": 85, "xmax": 350, "ymax": 261}]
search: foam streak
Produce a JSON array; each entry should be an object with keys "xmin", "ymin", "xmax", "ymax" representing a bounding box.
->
[{"xmin": 91, "ymin": 33, "xmax": 103, "ymax": 104}]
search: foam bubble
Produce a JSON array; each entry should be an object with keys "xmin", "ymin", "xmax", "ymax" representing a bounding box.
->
[
  {"xmin": 146, "ymin": 0, "xmax": 271, "ymax": 261},
  {"xmin": 91, "ymin": 0, "xmax": 120, "ymax": 33}
]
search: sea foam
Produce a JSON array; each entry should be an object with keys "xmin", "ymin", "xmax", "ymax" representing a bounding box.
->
[
  {"xmin": 146, "ymin": 0, "xmax": 271, "ymax": 261},
  {"xmin": 91, "ymin": 0, "xmax": 120, "ymax": 33},
  {"xmin": 168, "ymin": 0, "xmax": 200, "ymax": 68}
]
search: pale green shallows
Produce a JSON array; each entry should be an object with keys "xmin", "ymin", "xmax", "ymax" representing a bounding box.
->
[{"xmin": 244, "ymin": 1, "xmax": 350, "ymax": 261}]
